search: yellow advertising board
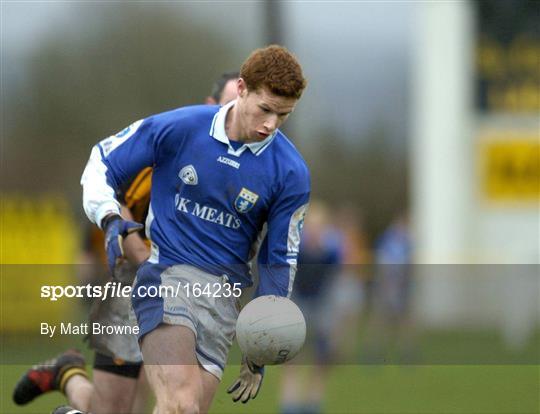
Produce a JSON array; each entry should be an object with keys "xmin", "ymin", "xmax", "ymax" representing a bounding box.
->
[
  {"xmin": 479, "ymin": 133, "xmax": 539, "ymax": 202},
  {"xmin": 1, "ymin": 196, "xmax": 79, "ymax": 332}
]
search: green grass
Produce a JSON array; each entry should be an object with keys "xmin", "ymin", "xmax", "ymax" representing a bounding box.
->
[{"xmin": 1, "ymin": 335, "xmax": 539, "ymax": 414}]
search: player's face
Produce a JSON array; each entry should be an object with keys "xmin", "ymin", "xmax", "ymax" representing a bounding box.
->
[
  {"xmin": 219, "ymin": 80, "xmax": 238, "ymax": 105},
  {"xmin": 236, "ymin": 79, "xmax": 298, "ymax": 142}
]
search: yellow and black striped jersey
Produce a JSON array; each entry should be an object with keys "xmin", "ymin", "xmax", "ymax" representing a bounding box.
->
[{"xmin": 86, "ymin": 167, "xmax": 152, "ymax": 263}]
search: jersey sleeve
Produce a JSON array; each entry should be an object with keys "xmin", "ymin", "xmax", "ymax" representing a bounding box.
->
[
  {"xmin": 81, "ymin": 117, "xmax": 158, "ymax": 228},
  {"xmin": 256, "ymin": 166, "xmax": 311, "ymax": 298}
]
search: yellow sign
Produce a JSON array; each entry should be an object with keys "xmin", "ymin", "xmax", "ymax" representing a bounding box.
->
[
  {"xmin": 480, "ymin": 136, "xmax": 539, "ymax": 201},
  {"xmin": 0, "ymin": 196, "xmax": 79, "ymax": 332}
]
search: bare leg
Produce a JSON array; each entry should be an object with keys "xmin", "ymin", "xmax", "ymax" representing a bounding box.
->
[
  {"xmin": 280, "ymin": 364, "xmax": 304, "ymax": 407},
  {"xmin": 308, "ymin": 365, "xmax": 330, "ymax": 407},
  {"xmin": 142, "ymin": 324, "xmax": 203, "ymax": 414},
  {"xmin": 198, "ymin": 369, "xmax": 220, "ymax": 414},
  {"xmin": 89, "ymin": 369, "xmax": 139, "ymax": 413},
  {"xmin": 64, "ymin": 375, "xmax": 93, "ymax": 412},
  {"xmin": 131, "ymin": 366, "xmax": 153, "ymax": 414},
  {"xmin": 63, "ymin": 369, "xmax": 139, "ymax": 414},
  {"xmin": 144, "ymin": 345, "xmax": 219, "ymax": 414}
]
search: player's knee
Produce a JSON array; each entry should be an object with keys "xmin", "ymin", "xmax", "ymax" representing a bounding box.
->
[
  {"xmin": 160, "ymin": 391, "xmax": 199, "ymax": 414},
  {"xmin": 177, "ymin": 399, "xmax": 199, "ymax": 414}
]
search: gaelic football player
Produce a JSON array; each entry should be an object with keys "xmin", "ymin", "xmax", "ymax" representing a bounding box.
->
[
  {"xmin": 81, "ymin": 45, "xmax": 309, "ymax": 413},
  {"xmin": 13, "ymin": 73, "xmax": 240, "ymax": 414}
]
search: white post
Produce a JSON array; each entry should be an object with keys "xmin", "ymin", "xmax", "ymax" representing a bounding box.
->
[
  {"xmin": 410, "ymin": 1, "xmax": 475, "ymax": 327},
  {"xmin": 410, "ymin": 1, "xmax": 475, "ymax": 264}
]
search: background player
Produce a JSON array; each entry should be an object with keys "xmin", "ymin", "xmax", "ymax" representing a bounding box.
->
[
  {"xmin": 12, "ymin": 72, "xmax": 240, "ymax": 414},
  {"xmin": 280, "ymin": 200, "xmax": 342, "ymax": 414},
  {"xmin": 363, "ymin": 212, "xmax": 415, "ymax": 363}
]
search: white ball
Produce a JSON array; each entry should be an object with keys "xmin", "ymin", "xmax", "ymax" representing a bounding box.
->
[{"xmin": 236, "ymin": 295, "xmax": 306, "ymax": 366}]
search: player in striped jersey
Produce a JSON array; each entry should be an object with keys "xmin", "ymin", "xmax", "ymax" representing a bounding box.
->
[{"xmin": 13, "ymin": 72, "xmax": 239, "ymax": 414}]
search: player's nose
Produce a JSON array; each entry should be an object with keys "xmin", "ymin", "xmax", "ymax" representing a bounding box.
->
[{"xmin": 263, "ymin": 115, "xmax": 278, "ymax": 132}]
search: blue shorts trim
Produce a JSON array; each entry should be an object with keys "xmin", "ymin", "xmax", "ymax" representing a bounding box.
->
[
  {"xmin": 132, "ymin": 262, "xmax": 168, "ymax": 340},
  {"xmin": 196, "ymin": 346, "xmax": 225, "ymax": 371}
]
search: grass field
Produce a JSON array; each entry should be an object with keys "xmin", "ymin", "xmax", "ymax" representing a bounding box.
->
[{"xmin": 1, "ymin": 334, "xmax": 539, "ymax": 414}]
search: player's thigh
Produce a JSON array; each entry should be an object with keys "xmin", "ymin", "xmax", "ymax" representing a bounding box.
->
[
  {"xmin": 142, "ymin": 324, "xmax": 202, "ymax": 408},
  {"xmin": 89, "ymin": 369, "xmax": 138, "ymax": 414},
  {"xmin": 199, "ymin": 367, "xmax": 220, "ymax": 413},
  {"xmin": 142, "ymin": 324, "xmax": 198, "ymax": 366}
]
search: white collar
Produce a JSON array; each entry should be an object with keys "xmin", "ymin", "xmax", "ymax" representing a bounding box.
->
[{"xmin": 209, "ymin": 99, "xmax": 276, "ymax": 157}]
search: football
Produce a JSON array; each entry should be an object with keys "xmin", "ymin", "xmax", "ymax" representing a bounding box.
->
[{"xmin": 236, "ymin": 295, "xmax": 306, "ymax": 366}]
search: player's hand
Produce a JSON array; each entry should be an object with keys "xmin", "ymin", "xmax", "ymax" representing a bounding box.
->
[
  {"xmin": 227, "ymin": 357, "xmax": 264, "ymax": 403},
  {"xmin": 102, "ymin": 214, "xmax": 144, "ymax": 274}
]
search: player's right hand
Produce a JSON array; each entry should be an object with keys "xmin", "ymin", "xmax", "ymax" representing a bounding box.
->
[
  {"xmin": 227, "ymin": 357, "xmax": 264, "ymax": 403},
  {"xmin": 102, "ymin": 214, "xmax": 144, "ymax": 275}
]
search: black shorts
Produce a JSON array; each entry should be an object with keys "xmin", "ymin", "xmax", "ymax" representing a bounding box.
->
[{"xmin": 93, "ymin": 352, "xmax": 142, "ymax": 379}]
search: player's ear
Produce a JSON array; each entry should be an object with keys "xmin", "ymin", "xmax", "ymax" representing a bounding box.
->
[{"xmin": 237, "ymin": 78, "xmax": 248, "ymax": 98}]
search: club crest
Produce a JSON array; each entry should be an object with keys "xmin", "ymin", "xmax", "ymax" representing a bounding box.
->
[
  {"xmin": 234, "ymin": 188, "xmax": 259, "ymax": 214},
  {"xmin": 179, "ymin": 165, "xmax": 198, "ymax": 185}
]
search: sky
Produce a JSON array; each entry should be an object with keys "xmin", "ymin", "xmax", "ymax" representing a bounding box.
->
[
  {"xmin": 285, "ymin": 2, "xmax": 413, "ymax": 146},
  {"xmin": 2, "ymin": 1, "xmax": 413, "ymax": 149}
]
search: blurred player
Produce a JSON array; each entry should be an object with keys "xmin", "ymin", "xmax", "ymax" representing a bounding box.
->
[
  {"xmin": 12, "ymin": 72, "xmax": 240, "ymax": 414},
  {"xmin": 329, "ymin": 205, "xmax": 370, "ymax": 358},
  {"xmin": 364, "ymin": 212, "xmax": 415, "ymax": 363},
  {"xmin": 280, "ymin": 200, "xmax": 342, "ymax": 414},
  {"xmin": 80, "ymin": 45, "xmax": 308, "ymax": 414}
]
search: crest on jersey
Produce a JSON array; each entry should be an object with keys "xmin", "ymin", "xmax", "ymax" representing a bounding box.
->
[
  {"xmin": 179, "ymin": 165, "xmax": 198, "ymax": 185},
  {"xmin": 234, "ymin": 187, "xmax": 259, "ymax": 214}
]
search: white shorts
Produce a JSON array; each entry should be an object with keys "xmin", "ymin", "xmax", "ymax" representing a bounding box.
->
[
  {"xmin": 88, "ymin": 261, "xmax": 142, "ymax": 363},
  {"xmin": 133, "ymin": 263, "xmax": 241, "ymax": 379}
]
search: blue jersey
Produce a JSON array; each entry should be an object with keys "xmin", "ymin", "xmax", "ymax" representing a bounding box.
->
[{"xmin": 81, "ymin": 101, "xmax": 310, "ymax": 297}]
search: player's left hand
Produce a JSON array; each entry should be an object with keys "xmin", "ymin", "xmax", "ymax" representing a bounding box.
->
[
  {"xmin": 102, "ymin": 214, "xmax": 144, "ymax": 275},
  {"xmin": 227, "ymin": 357, "xmax": 264, "ymax": 403}
]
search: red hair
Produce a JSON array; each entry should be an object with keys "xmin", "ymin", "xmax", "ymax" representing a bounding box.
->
[{"xmin": 240, "ymin": 45, "xmax": 307, "ymax": 99}]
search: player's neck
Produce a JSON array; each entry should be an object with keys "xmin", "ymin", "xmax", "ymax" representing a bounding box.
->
[{"xmin": 225, "ymin": 104, "xmax": 246, "ymax": 143}]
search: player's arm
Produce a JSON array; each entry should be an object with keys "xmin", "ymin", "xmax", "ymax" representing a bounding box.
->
[
  {"xmin": 81, "ymin": 118, "xmax": 157, "ymax": 272},
  {"xmin": 120, "ymin": 205, "xmax": 150, "ymax": 265},
  {"xmin": 255, "ymin": 166, "xmax": 311, "ymax": 298},
  {"xmin": 228, "ymin": 166, "xmax": 310, "ymax": 404}
]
